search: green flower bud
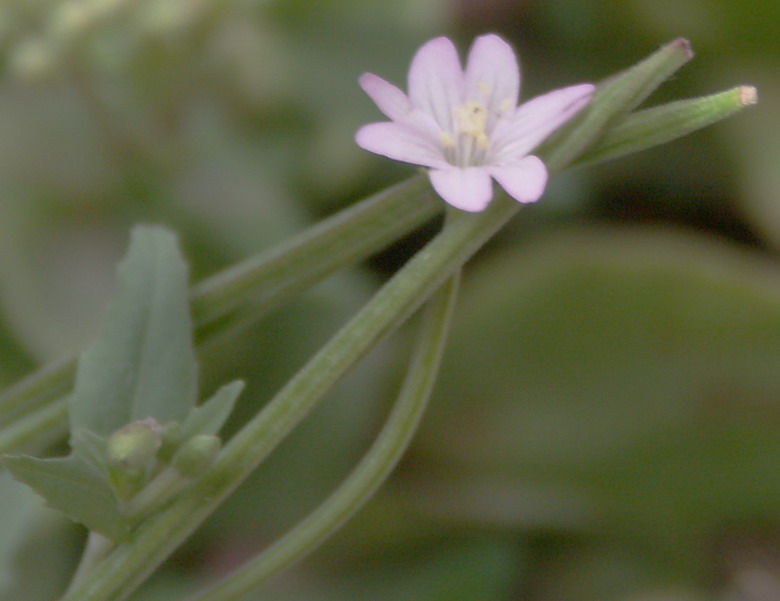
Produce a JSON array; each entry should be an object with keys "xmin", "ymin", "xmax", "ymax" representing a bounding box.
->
[
  {"xmin": 173, "ymin": 434, "xmax": 221, "ymax": 478},
  {"xmin": 106, "ymin": 418, "xmax": 163, "ymax": 471}
]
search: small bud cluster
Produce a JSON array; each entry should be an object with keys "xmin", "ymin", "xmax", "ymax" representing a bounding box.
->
[{"xmin": 105, "ymin": 417, "xmax": 221, "ymax": 507}]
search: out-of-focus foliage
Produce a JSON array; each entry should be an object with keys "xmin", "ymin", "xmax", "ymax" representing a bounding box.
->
[
  {"xmin": 0, "ymin": 0, "xmax": 778, "ymax": 600},
  {"xmin": 413, "ymin": 227, "xmax": 780, "ymax": 598},
  {"xmin": 0, "ymin": 472, "xmax": 38, "ymax": 591}
]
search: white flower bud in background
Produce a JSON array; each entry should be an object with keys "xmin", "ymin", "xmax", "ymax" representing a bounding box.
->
[
  {"xmin": 8, "ymin": 37, "xmax": 54, "ymax": 80},
  {"xmin": 52, "ymin": 0, "xmax": 127, "ymax": 38}
]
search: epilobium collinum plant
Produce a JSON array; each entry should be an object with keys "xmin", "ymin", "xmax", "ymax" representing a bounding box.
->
[{"xmin": 0, "ymin": 33, "xmax": 757, "ymax": 601}]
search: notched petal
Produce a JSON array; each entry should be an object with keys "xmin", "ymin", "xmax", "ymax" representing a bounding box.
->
[
  {"xmin": 492, "ymin": 83, "xmax": 595, "ymax": 161},
  {"xmin": 408, "ymin": 36, "xmax": 463, "ymax": 131},
  {"xmin": 359, "ymin": 73, "xmax": 412, "ymax": 121},
  {"xmin": 429, "ymin": 167, "xmax": 493, "ymax": 212},
  {"xmin": 356, "ymin": 122, "xmax": 447, "ymax": 169},
  {"xmin": 464, "ymin": 34, "xmax": 520, "ymax": 117},
  {"xmin": 488, "ymin": 155, "xmax": 548, "ymax": 204}
]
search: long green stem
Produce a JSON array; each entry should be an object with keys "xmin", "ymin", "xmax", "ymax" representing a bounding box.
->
[
  {"xmin": 58, "ymin": 194, "xmax": 520, "ymax": 601},
  {"xmin": 0, "ymin": 358, "xmax": 73, "ymax": 430},
  {"xmin": 187, "ymin": 273, "xmax": 459, "ymax": 601},
  {"xmin": 64, "ymin": 532, "xmax": 115, "ymax": 597},
  {"xmin": 0, "ymin": 176, "xmax": 438, "ymax": 452},
  {"xmin": 573, "ymin": 85, "xmax": 758, "ymax": 167},
  {"xmin": 190, "ymin": 175, "xmax": 437, "ymax": 334},
  {"xmin": 0, "ymin": 397, "xmax": 68, "ymax": 455}
]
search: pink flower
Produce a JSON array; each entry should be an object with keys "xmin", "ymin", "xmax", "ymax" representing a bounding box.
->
[{"xmin": 355, "ymin": 34, "xmax": 595, "ymax": 212}]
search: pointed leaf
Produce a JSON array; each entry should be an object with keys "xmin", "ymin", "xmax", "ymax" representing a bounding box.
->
[
  {"xmin": 4, "ymin": 454, "xmax": 128, "ymax": 540},
  {"xmin": 70, "ymin": 226, "xmax": 198, "ymax": 438},
  {"xmin": 70, "ymin": 428, "xmax": 108, "ymax": 472},
  {"xmin": 179, "ymin": 380, "xmax": 244, "ymax": 440}
]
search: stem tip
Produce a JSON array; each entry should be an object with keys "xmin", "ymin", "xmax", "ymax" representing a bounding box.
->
[
  {"xmin": 738, "ymin": 86, "xmax": 758, "ymax": 106},
  {"xmin": 668, "ymin": 38, "xmax": 694, "ymax": 59}
]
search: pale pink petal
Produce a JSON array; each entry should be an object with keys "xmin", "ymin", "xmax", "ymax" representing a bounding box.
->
[
  {"xmin": 464, "ymin": 34, "xmax": 520, "ymax": 120},
  {"xmin": 356, "ymin": 122, "xmax": 447, "ymax": 168},
  {"xmin": 492, "ymin": 83, "xmax": 595, "ymax": 162},
  {"xmin": 429, "ymin": 167, "xmax": 493, "ymax": 212},
  {"xmin": 408, "ymin": 37, "xmax": 463, "ymax": 132},
  {"xmin": 488, "ymin": 155, "xmax": 548, "ymax": 204},
  {"xmin": 359, "ymin": 73, "xmax": 412, "ymax": 121}
]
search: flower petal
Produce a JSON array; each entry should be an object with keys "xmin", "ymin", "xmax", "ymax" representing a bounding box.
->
[
  {"xmin": 429, "ymin": 167, "xmax": 493, "ymax": 212},
  {"xmin": 492, "ymin": 83, "xmax": 595, "ymax": 162},
  {"xmin": 488, "ymin": 155, "xmax": 548, "ymax": 204},
  {"xmin": 464, "ymin": 34, "xmax": 520, "ymax": 120},
  {"xmin": 408, "ymin": 37, "xmax": 463, "ymax": 132},
  {"xmin": 359, "ymin": 73, "xmax": 412, "ymax": 121},
  {"xmin": 355, "ymin": 122, "xmax": 447, "ymax": 168}
]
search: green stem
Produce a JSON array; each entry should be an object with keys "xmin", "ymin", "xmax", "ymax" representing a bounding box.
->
[
  {"xmin": 64, "ymin": 532, "xmax": 115, "ymax": 597},
  {"xmin": 541, "ymin": 37, "xmax": 694, "ymax": 171},
  {"xmin": 123, "ymin": 465, "xmax": 188, "ymax": 526},
  {"xmin": 0, "ymin": 397, "xmax": 68, "ymax": 455},
  {"xmin": 58, "ymin": 194, "xmax": 520, "ymax": 601},
  {"xmin": 0, "ymin": 358, "xmax": 73, "ymax": 429},
  {"xmin": 573, "ymin": 85, "xmax": 758, "ymax": 167},
  {"xmin": 190, "ymin": 175, "xmax": 437, "ymax": 334},
  {"xmin": 187, "ymin": 273, "xmax": 459, "ymax": 601},
  {"xmin": 0, "ymin": 176, "xmax": 438, "ymax": 453}
]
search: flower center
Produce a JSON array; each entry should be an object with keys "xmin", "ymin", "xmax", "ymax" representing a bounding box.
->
[
  {"xmin": 440, "ymin": 100, "xmax": 491, "ymax": 167},
  {"xmin": 454, "ymin": 101, "xmax": 489, "ymax": 143}
]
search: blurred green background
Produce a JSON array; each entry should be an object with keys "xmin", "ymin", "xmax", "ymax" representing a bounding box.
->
[{"xmin": 1, "ymin": 1, "xmax": 779, "ymax": 600}]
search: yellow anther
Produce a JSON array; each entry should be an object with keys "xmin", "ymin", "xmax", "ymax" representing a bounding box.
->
[
  {"xmin": 477, "ymin": 81, "xmax": 491, "ymax": 97},
  {"xmin": 454, "ymin": 101, "xmax": 488, "ymax": 138},
  {"xmin": 440, "ymin": 132, "xmax": 456, "ymax": 148}
]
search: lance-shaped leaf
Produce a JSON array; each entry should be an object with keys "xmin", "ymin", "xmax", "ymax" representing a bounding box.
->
[
  {"xmin": 158, "ymin": 381, "xmax": 243, "ymax": 463},
  {"xmin": 178, "ymin": 380, "xmax": 244, "ymax": 440},
  {"xmin": 4, "ymin": 454, "xmax": 128, "ymax": 541},
  {"xmin": 69, "ymin": 226, "xmax": 198, "ymax": 444}
]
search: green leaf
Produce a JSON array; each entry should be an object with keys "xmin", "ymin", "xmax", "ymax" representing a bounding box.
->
[
  {"xmin": 69, "ymin": 226, "xmax": 198, "ymax": 441},
  {"xmin": 4, "ymin": 454, "xmax": 127, "ymax": 540},
  {"xmin": 0, "ymin": 177, "xmax": 438, "ymax": 456},
  {"xmin": 0, "ymin": 471, "xmax": 39, "ymax": 594},
  {"xmin": 574, "ymin": 86, "xmax": 758, "ymax": 166},
  {"xmin": 70, "ymin": 428, "xmax": 108, "ymax": 472},
  {"xmin": 179, "ymin": 380, "xmax": 244, "ymax": 440}
]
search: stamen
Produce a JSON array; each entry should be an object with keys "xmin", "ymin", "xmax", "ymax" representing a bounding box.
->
[
  {"xmin": 454, "ymin": 101, "xmax": 488, "ymax": 138},
  {"xmin": 450, "ymin": 101, "xmax": 491, "ymax": 165},
  {"xmin": 439, "ymin": 132, "xmax": 456, "ymax": 147},
  {"xmin": 477, "ymin": 81, "xmax": 490, "ymax": 97}
]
